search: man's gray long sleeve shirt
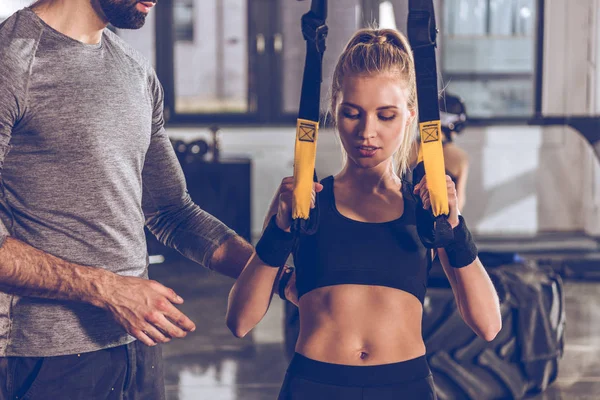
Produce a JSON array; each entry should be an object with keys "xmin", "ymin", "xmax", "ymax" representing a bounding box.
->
[{"xmin": 0, "ymin": 9, "xmax": 235, "ymax": 357}]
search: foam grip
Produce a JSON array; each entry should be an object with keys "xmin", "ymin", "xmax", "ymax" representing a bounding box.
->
[
  {"xmin": 415, "ymin": 206, "xmax": 454, "ymax": 249},
  {"xmin": 418, "ymin": 120, "xmax": 449, "ymax": 217},
  {"xmin": 292, "ymin": 118, "xmax": 319, "ymax": 220},
  {"xmin": 413, "ymin": 161, "xmax": 454, "ymax": 248}
]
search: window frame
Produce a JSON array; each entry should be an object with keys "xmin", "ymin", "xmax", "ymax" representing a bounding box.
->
[{"xmin": 154, "ymin": 0, "xmax": 544, "ymax": 128}]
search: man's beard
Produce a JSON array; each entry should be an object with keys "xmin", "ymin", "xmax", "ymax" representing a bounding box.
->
[{"xmin": 95, "ymin": 0, "xmax": 152, "ymax": 30}]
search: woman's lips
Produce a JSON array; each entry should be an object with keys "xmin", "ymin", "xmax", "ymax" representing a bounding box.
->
[{"xmin": 356, "ymin": 145, "xmax": 380, "ymax": 157}]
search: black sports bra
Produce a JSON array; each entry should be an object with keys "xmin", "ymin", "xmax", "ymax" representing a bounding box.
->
[{"xmin": 293, "ymin": 176, "xmax": 431, "ymax": 304}]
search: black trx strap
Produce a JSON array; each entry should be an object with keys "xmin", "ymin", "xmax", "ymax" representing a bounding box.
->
[
  {"xmin": 408, "ymin": 0, "xmax": 454, "ymax": 248},
  {"xmin": 291, "ymin": 0, "xmax": 328, "ymax": 236}
]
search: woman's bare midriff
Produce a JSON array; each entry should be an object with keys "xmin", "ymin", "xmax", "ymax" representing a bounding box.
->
[{"xmin": 295, "ymin": 284, "xmax": 426, "ymax": 365}]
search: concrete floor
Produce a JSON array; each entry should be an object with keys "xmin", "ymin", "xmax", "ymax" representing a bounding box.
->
[{"xmin": 149, "ymin": 256, "xmax": 600, "ymax": 400}]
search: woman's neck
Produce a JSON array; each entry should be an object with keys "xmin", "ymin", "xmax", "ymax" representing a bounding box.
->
[{"xmin": 336, "ymin": 161, "xmax": 401, "ymax": 194}]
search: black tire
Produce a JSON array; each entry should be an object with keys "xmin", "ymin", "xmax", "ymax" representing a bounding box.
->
[{"xmin": 424, "ymin": 261, "xmax": 565, "ymax": 400}]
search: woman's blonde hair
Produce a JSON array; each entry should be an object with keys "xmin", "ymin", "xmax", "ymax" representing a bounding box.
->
[{"xmin": 329, "ymin": 28, "xmax": 417, "ymax": 178}]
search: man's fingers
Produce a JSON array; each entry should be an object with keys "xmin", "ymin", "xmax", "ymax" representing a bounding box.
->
[
  {"xmin": 142, "ymin": 324, "xmax": 171, "ymax": 344},
  {"xmin": 165, "ymin": 307, "xmax": 196, "ymax": 332},
  {"xmin": 154, "ymin": 314, "xmax": 188, "ymax": 339},
  {"xmin": 132, "ymin": 329, "xmax": 158, "ymax": 347},
  {"xmin": 149, "ymin": 280, "xmax": 183, "ymax": 305},
  {"xmin": 163, "ymin": 287, "xmax": 184, "ymax": 305}
]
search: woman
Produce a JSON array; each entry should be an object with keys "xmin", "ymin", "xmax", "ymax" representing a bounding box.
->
[{"xmin": 227, "ymin": 28, "xmax": 501, "ymax": 399}]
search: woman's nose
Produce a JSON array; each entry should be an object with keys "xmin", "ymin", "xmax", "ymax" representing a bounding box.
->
[{"xmin": 357, "ymin": 115, "xmax": 377, "ymax": 139}]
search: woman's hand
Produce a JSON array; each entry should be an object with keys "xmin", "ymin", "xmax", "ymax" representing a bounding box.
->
[
  {"xmin": 275, "ymin": 177, "xmax": 323, "ymax": 232},
  {"xmin": 413, "ymin": 175, "xmax": 460, "ymax": 228}
]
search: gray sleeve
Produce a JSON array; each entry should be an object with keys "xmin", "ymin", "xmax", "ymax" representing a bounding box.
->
[
  {"xmin": 141, "ymin": 73, "xmax": 236, "ymax": 269},
  {"xmin": 0, "ymin": 43, "xmax": 28, "ymax": 247}
]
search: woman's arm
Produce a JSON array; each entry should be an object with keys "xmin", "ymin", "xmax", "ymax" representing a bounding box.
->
[
  {"xmin": 226, "ymin": 252, "xmax": 282, "ymax": 338},
  {"xmin": 226, "ymin": 184, "xmax": 286, "ymax": 338},
  {"xmin": 415, "ymin": 175, "xmax": 501, "ymax": 342},
  {"xmin": 437, "ymin": 250, "xmax": 502, "ymax": 342},
  {"xmin": 226, "ymin": 177, "xmax": 321, "ymax": 338}
]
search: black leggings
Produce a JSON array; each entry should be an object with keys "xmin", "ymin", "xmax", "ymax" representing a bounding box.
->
[{"xmin": 278, "ymin": 353, "xmax": 437, "ymax": 400}]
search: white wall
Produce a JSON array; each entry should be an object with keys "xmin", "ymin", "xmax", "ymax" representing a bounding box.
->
[
  {"xmin": 541, "ymin": 0, "xmax": 600, "ymax": 236},
  {"xmin": 167, "ymin": 121, "xmax": 600, "ymax": 241}
]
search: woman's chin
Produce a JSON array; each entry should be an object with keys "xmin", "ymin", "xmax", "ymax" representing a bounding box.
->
[{"xmin": 350, "ymin": 157, "xmax": 387, "ymax": 170}]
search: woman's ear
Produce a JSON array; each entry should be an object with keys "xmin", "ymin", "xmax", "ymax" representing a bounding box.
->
[{"xmin": 406, "ymin": 108, "xmax": 417, "ymax": 127}]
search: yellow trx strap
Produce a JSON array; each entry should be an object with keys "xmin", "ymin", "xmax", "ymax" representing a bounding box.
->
[
  {"xmin": 417, "ymin": 121, "xmax": 449, "ymax": 217},
  {"xmin": 409, "ymin": 0, "xmax": 453, "ymax": 247},
  {"xmin": 293, "ymin": 118, "xmax": 319, "ymax": 220},
  {"xmin": 291, "ymin": 1, "xmax": 328, "ymax": 232}
]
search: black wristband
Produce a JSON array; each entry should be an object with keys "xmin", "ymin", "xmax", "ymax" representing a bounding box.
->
[
  {"xmin": 255, "ymin": 215, "xmax": 295, "ymax": 267},
  {"xmin": 444, "ymin": 215, "xmax": 478, "ymax": 268}
]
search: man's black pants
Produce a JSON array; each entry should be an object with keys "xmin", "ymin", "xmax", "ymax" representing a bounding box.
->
[{"xmin": 0, "ymin": 340, "xmax": 165, "ymax": 400}]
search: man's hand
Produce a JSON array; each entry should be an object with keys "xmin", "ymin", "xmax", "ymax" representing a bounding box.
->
[
  {"xmin": 99, "ymin": 275, "xmax": 196, "ymax": 346},
  {"xmin": 273, "ymin": 265, "xmax": 298, "ymax": 306},
  {"xmin": 283, "ymin": 267, "xmax": 299, "ymax": 306}
]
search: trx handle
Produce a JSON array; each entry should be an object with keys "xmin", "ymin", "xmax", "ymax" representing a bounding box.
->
[
  {"xmin": 291, "ymin": 0, "xmax": 328, "ymax": 235},
  {"xmin": 408, "ymin": 0, "xmax": 453, "ymax": 248}
]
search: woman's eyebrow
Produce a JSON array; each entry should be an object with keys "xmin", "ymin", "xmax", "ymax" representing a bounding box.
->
[{"xmin": 340, "ymin": 102, "xmax": 399, "ymax": 111}]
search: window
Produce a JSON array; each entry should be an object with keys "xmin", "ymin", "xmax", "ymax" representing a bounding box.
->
[
  {"xmin": 369, "ymin": 0, "xmax": 541, "ymax": 121},
  {"xmin": 174, "ymin": 0, "xmax": 194, "ymax": 43},
  {"xmin": 173, "ymin": 0, "xmax": 248, "ymax": 115},
  {"xmin": 148, "ymin": 0, "xmax": 368, "ymax": 125},
  {"xmin": 441, "ymin": 0, "xmax": 538, "ymax": 119},
  {"xmin": 145, "ymin": 0, "xmax": 538, "ymax": 125},
  {"xmin": 279, "ymin": 0, "xmax": 362, "ymax": 116}
]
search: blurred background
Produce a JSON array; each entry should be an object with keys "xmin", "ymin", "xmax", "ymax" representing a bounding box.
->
[{"xmin": 2, "ymin": 0, "xmax": 599, "ymax": 399}]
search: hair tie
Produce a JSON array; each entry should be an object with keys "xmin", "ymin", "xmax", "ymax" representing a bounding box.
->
[{"xmin": 376, "ymin": 35, "xmax": 388, "ymax": 45}]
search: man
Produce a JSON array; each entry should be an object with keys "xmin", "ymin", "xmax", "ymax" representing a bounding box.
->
[{"xmin": 0, "ymin": 0, "xmax": 254, "ymax": 398}]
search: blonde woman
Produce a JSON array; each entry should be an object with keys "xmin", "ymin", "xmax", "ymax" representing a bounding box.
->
[{"xmin": 227, "ymin": 28, "xmax": 501, "ymax": 399}]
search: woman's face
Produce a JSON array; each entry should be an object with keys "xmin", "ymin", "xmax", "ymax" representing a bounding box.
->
[{"xmin": 335, "ymin": 73, "xmax": 413, "ymax": 171}]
